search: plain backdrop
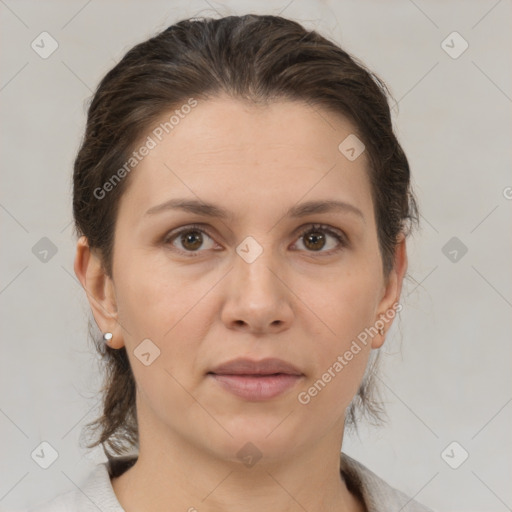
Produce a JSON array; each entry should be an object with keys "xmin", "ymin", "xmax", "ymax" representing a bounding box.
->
[{"xmin": 1, "ymin": 1, "xmax": 511, "ymax": 511}]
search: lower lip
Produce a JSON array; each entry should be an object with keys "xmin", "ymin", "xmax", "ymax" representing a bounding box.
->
[{"xmin": 209, "ymin": 373, "xmax": 302, "ymax": 401}]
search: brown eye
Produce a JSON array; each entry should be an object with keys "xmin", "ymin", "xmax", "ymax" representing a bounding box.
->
[
  {"xmin": 180, "ymin": 230, "xmax": 204, "ymax": 251},
  {"xmin": 303, "ymin": 230, "xmax": 326, "ymax": 251},
  {"xmin": 165, "ymin": 225, "xmax": 217, "ymax": 254},
  {"xmin": 294, "ymin": 224, "xmax": 347, "ymax": 254}
]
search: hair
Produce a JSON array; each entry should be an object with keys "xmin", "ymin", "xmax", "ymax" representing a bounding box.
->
[{"xmin": 73, "ymin": 14, "xmax": 419, "ymax": 458}]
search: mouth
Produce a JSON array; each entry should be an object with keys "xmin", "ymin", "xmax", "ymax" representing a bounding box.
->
[{"xmin": 207, "ymin": 357, "xmax": 304, "ymax": 401}]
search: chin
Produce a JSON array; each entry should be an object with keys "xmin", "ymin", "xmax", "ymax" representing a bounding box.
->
[{"xmin": 199, "ymin": 414, "xmax": 312, "ymax": 465}]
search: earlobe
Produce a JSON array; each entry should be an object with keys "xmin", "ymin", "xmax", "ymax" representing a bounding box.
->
[
  {"xmin": 371, "ymin": 234, "xmax": 408, "ymax": 349},
  {"xmin": 73, "ymin": 236, "xmax": 124, "ymax": 349}
]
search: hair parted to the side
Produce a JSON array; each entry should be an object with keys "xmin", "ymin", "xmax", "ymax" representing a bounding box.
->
[{"xmin": 73, "ymin": 14, "xmax": 419, "ymax": 459}]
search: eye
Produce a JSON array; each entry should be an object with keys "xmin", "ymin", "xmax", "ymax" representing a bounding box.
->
[
  {"xmin": 164, "ymin": 224, "xmax": 218, "ymax": 255},
  {"xmin": 292, "ymin": 224, "xmax": 347, "ymax": 254},
  {"xmin": 163, "ymin": 223, "xmax": 348, "ymax": 257}
]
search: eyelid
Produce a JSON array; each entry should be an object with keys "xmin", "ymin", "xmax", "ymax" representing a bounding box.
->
[
  {"xmin": 292, "ymin": 223, "xmax": 349, "ymax": 252},
  {"xmin": 163, "ymin": 222, "xmax": 349, "ymax": 255},
  {"xmin": 162, "ymin": 223, "xmax": 218, "ymax": 246}
]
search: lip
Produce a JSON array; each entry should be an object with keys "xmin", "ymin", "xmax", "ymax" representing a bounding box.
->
[
  {"xmin": 208, "ymin": 357, "xmax": 304, "ymax": 401},
  {"xmin": 210, "ymin": 357, "xmax": 303, "ymax": 376}
]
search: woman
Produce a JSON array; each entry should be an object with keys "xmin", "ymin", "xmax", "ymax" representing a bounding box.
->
[{"xmin": 31, "ymin": 14, "xmax": 433, "ymax": 512}]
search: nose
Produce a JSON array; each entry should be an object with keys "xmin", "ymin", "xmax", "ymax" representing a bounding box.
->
[{"xmin": 220, "ymin": 246, "xmax": 294, "ymax": 335}]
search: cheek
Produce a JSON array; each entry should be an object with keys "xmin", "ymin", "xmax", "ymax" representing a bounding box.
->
[
  {"xmin": 295, "ymin": 275, "xmax": 377, "ymax": 417},
  {"xmin": 298, "ymin": 264, "xmax": 381, "ymax": 347},
  {"xmin": 113, "ymin": 251, "xmax": 209, "ymax": 339},
  {"xmin": 114, "ymin": 266, "xmax": 208, "ymax": 421},
  {"xmin": 293, "ymin": 266, "xmax": 380, "ymax": 407},
  {"xmin": 296, "ymin": 348, "xmax": 370, "ymax": 417},
  {"xmin": 112, "ymin": 254, "xmax": 218, "ymax": 383}
]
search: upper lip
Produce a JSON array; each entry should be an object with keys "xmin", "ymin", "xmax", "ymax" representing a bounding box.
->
[{"xmin": 209, "ymin": 357, "xmax": 303, "ymax": 376}]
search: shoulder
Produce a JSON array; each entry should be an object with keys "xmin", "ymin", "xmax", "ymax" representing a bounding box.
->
[
  {"xmin": 27, "ymin": 490, "xmax": 77, "ymax": 512},
  {"xmin": 341, "ymin": 453, "xmax": 435, "ymax": 512},
  {"xmin": 27, "ymin": 461, "xmax": 126, "ymax": 512}
]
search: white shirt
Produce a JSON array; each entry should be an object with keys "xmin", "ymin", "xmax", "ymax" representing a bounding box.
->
[{"xmin": 28, "ymin": 453, "xmax": 434, "ymax": 512}]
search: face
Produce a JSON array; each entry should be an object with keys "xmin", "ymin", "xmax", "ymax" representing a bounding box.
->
[{"xmin": 79, "ymin": 96, "xmax": 406, "ymax": 463}]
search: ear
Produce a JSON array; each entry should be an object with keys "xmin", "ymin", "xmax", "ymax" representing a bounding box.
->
[
  {"xmin": 73, "ymin": 236, "xmax": 125, "ymax": 349},
  {"xmin": 371, "ymin": 233, "xmax": 408, "ymax": 349}
]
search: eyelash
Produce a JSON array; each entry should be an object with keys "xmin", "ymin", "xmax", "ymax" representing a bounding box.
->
[{"xmin": 163, "ymin": 223, "xmax": 348, "ymax": 257}]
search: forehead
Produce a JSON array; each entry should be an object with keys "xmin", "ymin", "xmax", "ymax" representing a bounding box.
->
[
  {"xmin": 147, "ymin": 96, "xmax": 364, "ymax": 166},
  {"xmin": 118, "ymin": 97, "xmax": 374, "ymax": 221}
]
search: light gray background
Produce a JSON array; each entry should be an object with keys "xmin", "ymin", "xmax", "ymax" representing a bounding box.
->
[{"xmin": 1, "ymin": 1, "xmax": 511, "ymax": 511}]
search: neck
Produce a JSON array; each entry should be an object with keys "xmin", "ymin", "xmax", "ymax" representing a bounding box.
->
[
  {"xmin": 112, "ymin": 392, "xmax": 365, "ymax": 512},
  {"xmin": 111, "ymin": 419, "xmax": 365, "ymax": 512}
]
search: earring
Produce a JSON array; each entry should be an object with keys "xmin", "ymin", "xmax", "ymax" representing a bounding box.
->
[
  {"xmin": 378, "ymin": 327, "xmax": 384, "ymax": 336},
  {"xmin": 103, "ymin": 332, "xmax": 113, "ymax": 343}
]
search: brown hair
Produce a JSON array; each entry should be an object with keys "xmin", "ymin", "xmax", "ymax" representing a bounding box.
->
[{"xmin": 74, "ymin": 14, "xmax": 419, "ymax": 458}]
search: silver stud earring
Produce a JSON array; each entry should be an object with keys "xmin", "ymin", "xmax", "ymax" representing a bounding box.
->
[{"xmin": 103, "ymin": 332, "xmax": 113, "ymax": 343}]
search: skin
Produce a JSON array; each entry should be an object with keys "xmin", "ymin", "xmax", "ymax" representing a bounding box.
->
[{"xmin": 75, "ymin": 96, "xmax": 407, "ymax": 512}]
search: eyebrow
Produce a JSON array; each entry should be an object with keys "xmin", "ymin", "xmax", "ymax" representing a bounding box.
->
[{"xmin": 145, "ymin": 198, "xmax": 365, "ymax": 222}]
